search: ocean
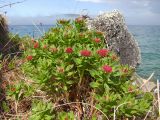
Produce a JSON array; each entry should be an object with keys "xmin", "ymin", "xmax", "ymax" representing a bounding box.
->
[
  {"xmin": 9, "ymin": 25, "xmax": 160, "ymax": 80},
  {"xmin": 128, "ymin": 25, "xmax": 160, "ymax": 80}
]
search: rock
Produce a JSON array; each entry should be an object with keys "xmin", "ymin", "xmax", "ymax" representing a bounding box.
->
[
  {"xmin": 0, "ymin": 15, "xmax": 9, "ymax": 48},
  {"xmin": 0, "ymin": 14, "xmax": 10, "ymax": 56},
  {"xmin": 86, "ymin": 10, "xmax": 141, "ymax": 68},
  {"xmin": 0, "ymin": 14, "xmax": 19, "ymax": 58},
  {"xmin": 131, "ymin": 72, "xmax": 156, "ymax": 92}
]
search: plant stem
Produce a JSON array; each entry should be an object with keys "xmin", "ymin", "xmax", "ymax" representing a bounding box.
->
[
  {"xmin": 15, "ymin": 101, "xmax": 18, "ymax": 114},
  {"xmin": 113, "ymin": 102, "xmax": 130, "ymax": 120},
  {"xmin": 78, "ymin": 69, "xmax": 84, "ymax": 87}
]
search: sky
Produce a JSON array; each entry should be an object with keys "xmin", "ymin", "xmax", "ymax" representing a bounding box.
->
[{"xmin": 0, "ymin": 0, "xmax": 160, "ymax": 25}]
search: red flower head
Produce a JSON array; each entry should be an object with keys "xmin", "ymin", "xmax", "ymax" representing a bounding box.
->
[
  {"xmin": 97, "ymin": 49, "xmax": 109, "ymax": 57},
  {"xmin": 75, "ymin": 17, "xmax": 83, "ymax": 23},
  {"xmin": 80, "ymin": 50, "xmax": 91, "ymax": 57},
  {"xmin": 43, "ymin": 45, "xmax": 47, "ymax": 49},
  {"xmin": 65, "ymin": 47, "xmax": 73, "ymax": 54},
  {"xmin": 111, "ymin": 55, "xmax": 117, "ymax": 61},
  {"xmin": 34, "ymin": 42, "xmax": 39, "ymax": 49},
  {"xmin": 102, "ymin": 65, "xmax": 112, "ymax": 73},
  {"xmin": 27, "ymin": 55, "xmax": 33, "ymax": 61},
  {"xmin": 58, "ymin": 19, "xmax": 70, "ymax": 25},
  {"xmin": 11, "ymin": 87, "xmax": 16, "ymax": 92},
  {"xmin": 122, "ymin": 68, "xmax": 128, "ymax": 73},
  {"xmin": 58, "ymin": 67, "xmax": 64, "ymax": 73},
  {"xmin": 51, "ymin": 48, "xmax": 58, "ymax": 52},
  {"xmin": 128, "ymin": 86, "xmax": 133, "ymax": 92},
  {"xmin": 94, "ymin": 38, "xmax": 101, "ymax": 43},
  {"xmin": 79, "ymin": 33, "xmax": 84, "ymax": 38}
]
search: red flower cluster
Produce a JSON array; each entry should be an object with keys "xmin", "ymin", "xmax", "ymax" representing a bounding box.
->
[
  {"xmin": 97, "ymin": 49, "xmax": 109, "ymax": 57},
  {"xmin": 102, "ymin": 65, "xmax": 112, "ymax": 73},
  {"xmin": 128, "ymin": 86, "xmax": 133, "ymax": 92},
  {"xmin": 80, "ymin": 50, "xmax": 91, "ymax": 57},
  {"xmin": 122, "ymin": 68, "xmax": 128, "ymax": 73},
  {"xmin": 111, "ymin": 55, "xmax": 117, "ymax": 61},
  {"xmin": 58, "ymin": 19, "xmax": 70, "ymax": 25},
  {"xmin": 79, "ymin": 33, "xmax": 84, "ymax": 38},
  {"xmin": 94, "ymin": 38, "xmax": 101, "ymax": 43},
  {"xmin": 43, "ymin": 45, "xmax": 47, "ymax": 49},
  {"xmin": 27, "ymin": 55, "xmax": 33, "ymax": 61},
  {"xmin": 34, "ymin": 42, "xmax": 39, "ymax": 49},
  {"xmin": 50, "ymin": 48, "xmax": 58, "ymax": 52},
  {"xmin": 11, "ymin": 87, "xmax": 16, "ymax": 92},
  {"xmin": 58, "ymin": 67, "xmax": 64, "ymax": 73},
  {"xmin": 65, "ymin": 47, "xmax": 73, "ymax": 54},
  {"xmin": 75, "ymin": 17, "xmax": 83, "ymax": 23}
]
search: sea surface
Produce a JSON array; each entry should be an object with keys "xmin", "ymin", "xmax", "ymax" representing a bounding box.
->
[{"xmin": 9, "ymin": 25, "xmax": 160, "ymax": 80}]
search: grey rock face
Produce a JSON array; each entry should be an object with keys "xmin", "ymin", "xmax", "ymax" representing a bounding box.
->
[{"xmin": 87, "ymin": 10, "xmax": 141, "ymax": 68}]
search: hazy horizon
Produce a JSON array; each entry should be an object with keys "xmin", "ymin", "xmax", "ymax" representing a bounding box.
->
[
  {"xmin": 6, "ymin": 13, "xmax": 160, "ymax": 26},
  {"xmin": 1, "ymin": 0, "xmax": 160, "ymax": 25}
]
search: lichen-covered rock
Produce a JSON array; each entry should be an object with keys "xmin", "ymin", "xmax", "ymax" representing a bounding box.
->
[{"xmin": 87, "ymin": 10, "xmax": 141, "ymax": 68}]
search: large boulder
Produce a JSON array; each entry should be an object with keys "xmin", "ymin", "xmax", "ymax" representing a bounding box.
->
[{"xmin": 87, "ymin": 10, "xmax": 141, "ymax": 68}]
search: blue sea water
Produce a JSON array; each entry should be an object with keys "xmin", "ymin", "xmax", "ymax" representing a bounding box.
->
[
  {"xmin": 9, "ymin": 25, "xmax": 160, "ymax": 80},
  {"xmin": 9, "ymin": 25, "xmax": 54, "ymax": 38},
  {"xmin": 128, "ymin": 25, "xmax": 160, "ymax": 80}
]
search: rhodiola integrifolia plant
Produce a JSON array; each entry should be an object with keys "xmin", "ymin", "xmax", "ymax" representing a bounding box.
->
[{"xmin": 22, "ymin": 18, "xmax": 153, "ymax": 119}]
